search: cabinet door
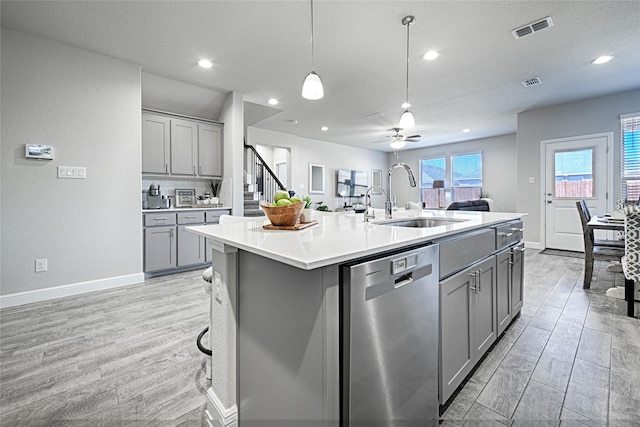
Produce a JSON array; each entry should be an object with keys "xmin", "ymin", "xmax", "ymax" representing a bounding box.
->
[
  {"xmin": 177, "ymin": 225, "xmax": 205, "ymax": 266},
  {"xmin": 142, "ymin": 114, "xmax": 170, "ymax": 174},
  {"xmin": 170, "ymin": 119, "xmax": 197, "ymax": 175},
  {"xmin": 511, "ymin": 243, "xmax": 525, "ymax": 315},
  {"xmin": 440, "ymin": 269, "xmax": 474, "ymax": 404},
  {"xmin": 495, "ymin": 250, "xmax": 512, "ymax": 336},
  {"xmin": 144, "ymin": 226, "xmax": 176, "ymax": 272},
  {"xmin": 472, "ymin": 257, "xmax": 497, "ymax": 358},
  {"xmin": 198, "ymin": 123, "xmax": 222, "ymax": 177}
]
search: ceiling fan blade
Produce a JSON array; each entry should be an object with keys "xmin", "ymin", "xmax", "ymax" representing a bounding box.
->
[{"xmin": 406, "ymin": 134, "xmax": 421, "ymax": 139}]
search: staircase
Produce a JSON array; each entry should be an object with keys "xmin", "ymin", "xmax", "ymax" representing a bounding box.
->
[
  {"xmin": 244, "ymin": 183, "xmax": 264, "ymax": 217},
  {"xmin": 244, "ymin": 142, "xmax": 287, "ymax": 218}
]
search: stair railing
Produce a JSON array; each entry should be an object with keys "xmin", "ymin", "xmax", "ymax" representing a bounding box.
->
[{"xmin": 244, "ymin": 143, "xmax": 286, "ymax": 204}]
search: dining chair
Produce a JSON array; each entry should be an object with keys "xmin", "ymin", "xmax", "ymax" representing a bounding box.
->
[
  {"xmin": 621, "ymin": 205, "xmax": 640, "ymax": 317},
  {"xmin": 576, "ymin": 201, "xmax": 625, "ymax": 288}
]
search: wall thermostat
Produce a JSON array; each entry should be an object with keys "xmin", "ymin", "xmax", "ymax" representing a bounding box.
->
[{"xmin": 25, "ymin": 144, "xmax": 54, "ymax": 160}]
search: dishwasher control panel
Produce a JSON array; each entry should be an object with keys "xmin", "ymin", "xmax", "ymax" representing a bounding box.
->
[{"xmin": 391, "ymin": 253, "xmax": 417, "ymax": 274}]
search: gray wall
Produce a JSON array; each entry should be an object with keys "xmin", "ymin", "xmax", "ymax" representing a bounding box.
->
[
  {"xmin": 388, "ymin": 134, "xmax": 518, "ymax": 213},
  {"xmin": 517, "ymin": 90, "xmax": 640, "ymax": 246},
  {"xmin": 1, "ymin": 29, "xmax": 143, "ymax": 296}
]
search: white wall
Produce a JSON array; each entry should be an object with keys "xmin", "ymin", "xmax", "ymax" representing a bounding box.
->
[
  {"xmin": 247, "ymin": 127, "xmax": 388, "ymax": 211},
  {"xmin": 1, "ymin": 29, "xmax": 143, "ymax": 299},
  {"xmin": 517, "ymin": 90, "xmax": 640, "ymax": 247},
  {"xmin": 388, "ymin": 134, "xmax": 518, "ymax": 212}
]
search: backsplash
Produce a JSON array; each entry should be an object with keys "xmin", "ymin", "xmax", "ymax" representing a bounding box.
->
[{"xmin": 142, "ymin": 178, "xmax": 231, "ymax": 207}]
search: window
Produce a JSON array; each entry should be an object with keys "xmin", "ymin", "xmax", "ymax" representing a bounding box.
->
[
  {"xmin": 419, "ymin": 153, "xmax": 483, "ymax": 208},
  {"xmin": 419, "ymin": 157, "xmax": 445, "ymax": 208},
  {"xmin": 451, "ymin": 153, "xmax": 482, "ymax": 202},
  {"xmin": 554, "ymin": 148, "xmax": 594, "ymax": 198},
  {"xmin": 621, "ymin": 114, "xmax": 640, "ymax": 201}
]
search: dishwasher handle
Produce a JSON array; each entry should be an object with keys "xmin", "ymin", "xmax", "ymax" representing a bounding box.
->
[{"xmin": 393, "ymin": 273, "xmax": 414, "ymax": 289}]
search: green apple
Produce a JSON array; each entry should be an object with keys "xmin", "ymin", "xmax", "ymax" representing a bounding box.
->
[
  {"xmin": 290, "ymin": 196, "xmax": 302, "ymax": 204},
  {"xmin": 274, "ymin": 190, "xmax": 290, "ymax": 203},
  {"xmin": 276, "ymin": 198, "xmax": 292, "ymax": 207}
]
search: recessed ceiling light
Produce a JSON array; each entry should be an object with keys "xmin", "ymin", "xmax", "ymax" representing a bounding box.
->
[
  {"xmin": 463, "ymin": 128, "xmax": 471, "ymax": 133},
  {"xmin": 423, "ymin": 50, "xmax": 439, "ymax": 60},
  {"xmin": 592, "ymin": 55, "xmax": 613, "ymax": 65},
  {"xmin": 198, "ymin": 59, "xmax": 213, "ymax": 69},
  {"xmin": 321, "ymin": 126, "xmax": 328, "ymax": 131},
  {"xmin": 268, "ymin": 98, "xmax": 278, "ymax": 105}
]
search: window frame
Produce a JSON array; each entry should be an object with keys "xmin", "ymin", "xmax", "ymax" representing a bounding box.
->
[
  {"xmin": 418, "ymin": 152, "xmax": 484, "ymax": 208},
  {"xmin": 621, "ymin": 113, "xmax": 640, "ymax": 202}
]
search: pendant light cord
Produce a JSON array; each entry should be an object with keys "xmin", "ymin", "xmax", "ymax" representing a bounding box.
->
[
  {"xmin": 310, "ymin": 0, "xmax": 315, "ymax": 70},
  {"xmin": 405, "ymin": 17, "xmax": 411, "ymax": 105}
]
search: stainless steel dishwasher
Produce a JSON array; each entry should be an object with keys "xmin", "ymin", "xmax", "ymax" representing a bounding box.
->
[{"xmin": 340, "ymin": 243, "xmax": 439, "ymax": 426}]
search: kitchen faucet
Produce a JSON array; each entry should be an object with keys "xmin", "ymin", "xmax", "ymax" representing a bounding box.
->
[
  {"xmin": 385, "ymin": 163, "xmax": 417, "ymax": 219},
  {"xmin": 363, "ymin": 185, "xmax": 386, "ymax": 222}
]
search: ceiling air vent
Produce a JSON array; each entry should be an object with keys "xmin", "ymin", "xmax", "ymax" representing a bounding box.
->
[
  {"xmin": 512, "ymin": 17, "xmax": 553, "ymax": 39},
  {"xmin": 521, "ymin": 76, "xmax": 542, "ymax": 87}
]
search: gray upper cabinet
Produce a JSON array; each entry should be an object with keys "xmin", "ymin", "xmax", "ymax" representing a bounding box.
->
[
  {"xmin": 170, "ymin": 118, "xmax": 198, "ymax": 176},
  {"xmin": 142, "ymin": 113, "xmax": 170, "ymax": 175},
  {"xmin": 142, "ymin": 111, "xmax": 222, "ymax": 178},
  {"xmin": 198, "ymin": 123, "xmax": 223, "ymax": 177}
]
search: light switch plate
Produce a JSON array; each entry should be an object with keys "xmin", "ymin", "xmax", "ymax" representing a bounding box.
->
[{"xmin": 58, "ymin": 166, "xmax": 86, "ymax": 179}]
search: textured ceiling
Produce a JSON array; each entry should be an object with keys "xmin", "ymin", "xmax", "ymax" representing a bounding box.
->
[{"xmin": 2, "ymin": 1, "xmax": 639, "ymax": 151}]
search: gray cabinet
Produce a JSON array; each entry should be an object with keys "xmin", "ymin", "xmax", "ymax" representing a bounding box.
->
[
  {"xmin": 142, "ymin": 111, "xmax": 222, "ymax": 178},
  {"xmin": 144, "ymin": 225, "xmax": 176, "ymax": 272},
  {"xmin": 440, "ymin": 252, "xmax": 497, "ymax": 404},
  {"xmin": 495, "ymin": 242, "xmax": 525, "ymax": 335},
  {"xmin": 170, "ymin": 118, "xmax": 198, "ymax": 176},
  {"xmin": 198, "ymin": 123, "xmax": 223, "ymax": 177},
  {"xmin": 143, "ymin": 209, "xmax": 229, "ymax": 275},
  {"xmin": 142, "ymin": 113, "xmax": 170, "ymax": 175}
]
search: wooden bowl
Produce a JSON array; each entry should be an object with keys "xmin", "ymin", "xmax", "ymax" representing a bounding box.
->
[{"xmin": 260, "ymin": 201, "xmax": 305, "ymax": 226}]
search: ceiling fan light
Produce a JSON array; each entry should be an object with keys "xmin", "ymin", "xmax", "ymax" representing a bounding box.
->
[
  {"xmin": 302, "ymin": 71, "xmax": 324, "ymax": 100},
  {"xmin": 401, "ymin": 102, "xmax": 411, "ymax": 109},
  {"xmin": 390, "ymin": 139, "xmax": 406, "ymax": 149},
  {"xmin": 399, "ymin": 110, "xmax": 415, "ymax": 129}
]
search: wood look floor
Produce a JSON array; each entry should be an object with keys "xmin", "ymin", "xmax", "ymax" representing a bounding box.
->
[{"xmin": 0, "ymin": 250, "xmax": 638, "ymax": 426}]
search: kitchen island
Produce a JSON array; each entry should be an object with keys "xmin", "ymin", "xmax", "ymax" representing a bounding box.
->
[{"xmin": 187, "ymin": 209, "xmax": 525, "ymax": 426}]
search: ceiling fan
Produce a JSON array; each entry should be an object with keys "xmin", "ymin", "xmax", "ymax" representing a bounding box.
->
[{"xmin": 371, "ymin": 127, "xmax": 421, "ymax": 148}]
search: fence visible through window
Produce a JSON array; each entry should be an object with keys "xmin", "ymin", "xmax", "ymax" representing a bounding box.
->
[{"xmin": 554, "ymin": 148, "xmax": 593, "ymax": 198}]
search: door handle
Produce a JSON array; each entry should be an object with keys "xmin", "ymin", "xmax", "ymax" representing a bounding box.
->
[
  {"xmin": 547, "ymin": 200, "xmax": 552, "ymax": 204},
  {"xmin": 547, "ymin": 192, "xmax": 552, "ymax": 196},
  {"xmin": 393, "ymin": 275, "xmax": 414, "ymax": 289},
  {"xmin": 477, "ymin": 269, "xmax": 482, "ymax": 292},
  {"xmin": 468, "ymin": 272, "xmax": 477, "ymax": 294}
]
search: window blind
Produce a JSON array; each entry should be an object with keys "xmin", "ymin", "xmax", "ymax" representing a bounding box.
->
[{"xmin": 621, "ymin": 114, "xmax": 640, "ymax": 201}]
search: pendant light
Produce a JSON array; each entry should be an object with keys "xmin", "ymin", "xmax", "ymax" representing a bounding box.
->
[
  {"xmin": 302, "ymin": 0, "xmax": 324, "ymax": 100},
  {"xmin": 398, "ymin": 15, "xmax": 415, "ymax": 129}
]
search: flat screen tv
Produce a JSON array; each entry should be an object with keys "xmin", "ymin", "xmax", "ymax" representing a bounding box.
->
[{"xmin": 336, "ymin": 169, "xmax": 368, "ymax": 197}]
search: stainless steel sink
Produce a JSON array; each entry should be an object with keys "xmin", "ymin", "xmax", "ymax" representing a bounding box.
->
[{"xmin": 376, "ymin": 217, "xmax": 467, "ymax": 228}]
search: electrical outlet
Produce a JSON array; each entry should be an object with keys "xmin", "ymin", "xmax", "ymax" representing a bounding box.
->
[
  {"xmin": 528, "ymin": 176, "xmax": 535, "ymax": 184},
  {"xmin": 35, "ymin": 258, "xmax": 48, "ymax": 272},
  {"xmin": 214, "ymin": 271, "xmax": 222, "ymax": 303}
]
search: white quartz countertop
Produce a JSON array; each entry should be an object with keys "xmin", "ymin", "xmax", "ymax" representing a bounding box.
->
[
  {"xmin": 142, "ymin": 206, "xmax": 231, "ymax": 213},
  {"xmin": 187, "ymin": 209, "xmax": 525, "ymax": 270}
]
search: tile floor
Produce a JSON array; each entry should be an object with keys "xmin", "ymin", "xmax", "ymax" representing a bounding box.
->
[{"xmin": 0, "ymin": 249, "xmax": 638, "ymax": 426}]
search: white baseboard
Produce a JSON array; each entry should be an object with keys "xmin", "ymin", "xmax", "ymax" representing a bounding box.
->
[
  {"xmin": 206, "ymin": 388, "xmax": 238, "ymax": 427},
  {"xmin": 0, "ymin": 273, "xmax": 145, "ymax": 309},
  {"xmin": 524, "ymin": 240, "xmax": 543, "ymax": 250}
]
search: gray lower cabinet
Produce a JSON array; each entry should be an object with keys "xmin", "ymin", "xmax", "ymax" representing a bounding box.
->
[
  {"xmin": 144, "ymin": 225, "xmax": 176, "ymax": 272},
  {"xmin": 440, "ymin": 255, "xmax": 497, "ymax": 404},
  {"xmin": 143, "ymin": 209, "xmax": 229, "ymax": 274},
  {"xmin": 511, "ymin": 243, "xmax": 525, "ymax": 314},
  {"xmin": 495, "ymin": 242, "xmax": 525, "ymax": 336}
]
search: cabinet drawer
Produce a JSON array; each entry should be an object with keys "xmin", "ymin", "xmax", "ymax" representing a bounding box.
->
[
  {"xmin": 495, "ymin": 221, "xmax": 523, "ymax": 250},
  {"xmin": 439, "ymin": 228, "xmax": 495, "ymax": 279},
  {"xmin": 144, "ymin": 213, "xmax": 176, "ymax": 227},
  {"xmin": 177, "ymin": 211, "xmax": 205, "ymax": 224},
  {"xmin": 205, "ymin": 210, "xmax": 229, "ymax": 224}
]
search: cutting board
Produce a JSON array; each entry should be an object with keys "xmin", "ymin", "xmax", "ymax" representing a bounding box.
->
[{"xmin": 263, "ymin": 220, "xmax": 318, "ymax": 230}]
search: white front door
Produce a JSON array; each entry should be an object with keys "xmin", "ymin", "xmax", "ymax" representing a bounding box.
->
[{"xmin": 543, "ymin": 134, "xmax": 611, "ymax": 251}]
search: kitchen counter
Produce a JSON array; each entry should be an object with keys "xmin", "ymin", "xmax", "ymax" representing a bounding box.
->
[
  {"xmin": 187, "ymin": 209, "xmax": 525, "ymax": 270},
  {"xmin": 142, "ymin": 206, "xmax": 230, "ymax": 213}
]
